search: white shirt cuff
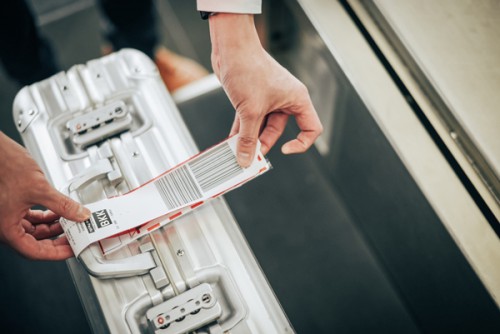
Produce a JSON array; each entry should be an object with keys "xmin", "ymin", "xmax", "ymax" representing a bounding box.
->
[{"xmin": 197, "ymin": 0, "xmax": 262, "ymax": 14}]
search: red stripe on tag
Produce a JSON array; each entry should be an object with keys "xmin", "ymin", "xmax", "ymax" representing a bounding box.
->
[
  {"xmin": 147, "ymin": 223, "xmax": 160, "ymax": 231},
  {"xmin": 191, "ymin": 201, "xmax": 204, "ymax": 209},
  {"xmin": 259, "ymin": 167, "xmax": 267, "ymax": 173},
  {"xmin": 169, "ymin": 212, "xmax": 182, "ymax": 220},
  {"xmin": 257, "ymin": 155, "xmax": 262, "ymax": 161},
  {"xmin": 211, "ymin": 190, "xmax": 225, "ymax": 198}
]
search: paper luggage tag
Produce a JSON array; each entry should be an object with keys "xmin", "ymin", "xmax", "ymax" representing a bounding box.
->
[{"xmin": 60, "ymin": 135, "xmax": 271, "ymax": 257}]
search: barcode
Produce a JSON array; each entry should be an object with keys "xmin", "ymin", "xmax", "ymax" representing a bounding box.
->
[
  {"xmin": 154, "ymin": 166, "xmax": 202, "ymax": 210},
  {"xmin": 154, "ymin": 142, "xmax": 243, "ymax": 210},
  {"xmin": 189, "ymin": 142, "xmax": 243, "ymax": 192}
]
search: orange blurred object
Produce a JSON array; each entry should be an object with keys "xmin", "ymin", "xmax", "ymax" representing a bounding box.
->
[
  {"xmin": 154, "ymin": 47, "xmax": 209, "ymax": 92},
  {"xmin": 102, "ymin": 45, "xmax": 209, "ymax": 92}
]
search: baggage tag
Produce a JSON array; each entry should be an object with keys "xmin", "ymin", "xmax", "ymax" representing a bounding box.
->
[{"xmin": 60, "ymin": 135, "xmax": 271, "ymax": 257}]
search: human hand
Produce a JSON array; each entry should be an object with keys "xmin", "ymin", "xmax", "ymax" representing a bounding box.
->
[
  {"xmin": 209, "ymin": 14, "xmax": 323, "ymax": 167},
  {"xmin": 0, "ymin": 132, "xmax": 90, "ymax": 260}
]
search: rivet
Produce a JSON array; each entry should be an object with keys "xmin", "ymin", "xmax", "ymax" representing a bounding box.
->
[
  {"xmin": 28, "ymin": 109, "xmax": 35, "ymax": 116},
  {"xmin": 176, "ymin": 249, "xmax": 184, "ymax": 257},
  {"xmin": 17, "ymin": 120, "xmax": 22, "ymax": 127},
  {"xmin": 132, "ymin": 151, "xmax": 140, "ymax": 157},
  {"xmin": 201, "ymin": 293, "xmax": 211, "ymax": 304}
]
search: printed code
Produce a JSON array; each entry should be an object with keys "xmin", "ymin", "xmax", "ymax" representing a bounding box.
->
[
  {"xmin": 189, "ymin": 142, "xmax": 243, "ymax": 192},
  {"xmin": 154, "ymin": 165, "xmax": 202, "ymax": 210},
  {"xmin": 84, "ymin": 219, "xmax": 95, "ymax": 234},
  {"xmin": 92, "ymin": 209, "xmax": 112, "ymax": 229},
  {"xmin": 154, "ymin": 142, "xmax": 243, "ymax": 210}
]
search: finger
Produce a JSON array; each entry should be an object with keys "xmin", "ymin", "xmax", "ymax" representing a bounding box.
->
[
  {"xmin": 21, "ymin": 218, "xmax": 64, "ymax": 241},
  {"xmin": 31, "ymin": 222, "xmax": 64, "ymax": 240},
  {"xmin": 281, "ymin": 130, "xmax": 321, "ymax": 154},
  {"xmin": 235, "ymin": 108, "xmax": 263, "ymax": 167},
  {"xmin": 282, "ymin": 98, "xmax": 323, "ymax": 154},
  {"xmin": 229, "ymin": 115, "xmax": 240, "ymax": 137},
  {"xmin": 36, "ymin": 186, "xmax": 90, "ymax": 222},
  {"xmin": 259, "ymin": 114, "xmax": 269, "ymax": 135},
  {"xmin": 53, "ymin": 235, "xmax": 70, "ymax": 247},
  {"xmin": 21, "ymin": 220, "xmax": 35, "ymax": 234},
  {"xmin": 259, "ymin": 113, "xmax": 289, "ymax": 155},
  {"xmin": 24, "ymin": 209, "xmax": 59, "ymax": 223},
  {"xmin": 6, "ymin": 226, "xmax": 73, "ymax": 260},
  {"xmin": 34, "ymin": 239, "xmax": 74, "ymax": 260}
]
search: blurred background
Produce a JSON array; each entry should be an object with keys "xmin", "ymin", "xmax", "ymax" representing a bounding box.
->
[{"xmin": 0, "ymin": 0, "xmax": 499, "ymax": 333}]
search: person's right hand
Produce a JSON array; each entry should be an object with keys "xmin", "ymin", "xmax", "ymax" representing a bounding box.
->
[
  {"xmin": 0, "ymin": 132, "xmax": 90, "ymax": 260},
  {"xmin": 208, "ymin": 13, "xmax": 323, "ymax": 167}
]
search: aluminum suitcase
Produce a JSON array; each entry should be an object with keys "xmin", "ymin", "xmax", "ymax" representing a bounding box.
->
[{"xmin": 13, "ymin": 49, "xmax": 292, "ymax": 334}]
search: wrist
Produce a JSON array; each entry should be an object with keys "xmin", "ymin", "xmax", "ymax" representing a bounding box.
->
[{"xmin": 209, "ymin": 14, "xmax": 263, "ymax": 70}]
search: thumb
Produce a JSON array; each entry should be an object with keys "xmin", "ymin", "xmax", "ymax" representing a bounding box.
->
[
  {"xmin": 38, "ymin": 186, "xmax": 90, "ymax": 222},
  {"xmin": 235, "ymin": 109, "xmax": 262, "ymax": 168}
]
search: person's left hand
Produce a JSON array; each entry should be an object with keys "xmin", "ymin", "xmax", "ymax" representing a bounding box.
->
[
  {"xmin": 15, "ymin": 209, "xmax": 72, "ymax": 257},
  {"xmin": 0, "ymin": 132, "xmax": 90, "ymax": 260}
]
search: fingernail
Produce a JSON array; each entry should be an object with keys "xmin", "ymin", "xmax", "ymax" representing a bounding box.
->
[
  {"xmin": 237, "ymin": 152, "xmax": 251, "ymax": 167},
  {"xmin": 77, "ymin": 206, "xmax": 91, "ymax": 220}
]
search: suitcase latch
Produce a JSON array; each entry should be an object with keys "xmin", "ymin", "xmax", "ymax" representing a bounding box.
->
[
  {"xmin": 146, "ymin": 283, "xmax": 222, "ymax": 334},
  {"xmin": 66, "ymin": 100, "xmax": 132, "ymax": 148}
]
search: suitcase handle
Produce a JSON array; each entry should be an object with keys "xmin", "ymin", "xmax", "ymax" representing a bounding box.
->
[
  {"xmin": 79, "ymin": 245, "xmax": 156, "ymax": 279},
  {"xmin": 61, "ymin": 159, "xmax": 158, "ymax": 279},
  {"xmin": 65, "ymin": 159, "xmax": 114, "ymax": 193}
]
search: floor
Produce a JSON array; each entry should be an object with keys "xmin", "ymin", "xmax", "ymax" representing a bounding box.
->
[{"xmin": 0, "ymin": 1, "xmax": 487, "ymax": 334}]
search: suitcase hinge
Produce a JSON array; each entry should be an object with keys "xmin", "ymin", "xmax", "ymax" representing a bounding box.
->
[{"xmin": 140, "ymin": 242, "xmax": 170, "ymax": 289}]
